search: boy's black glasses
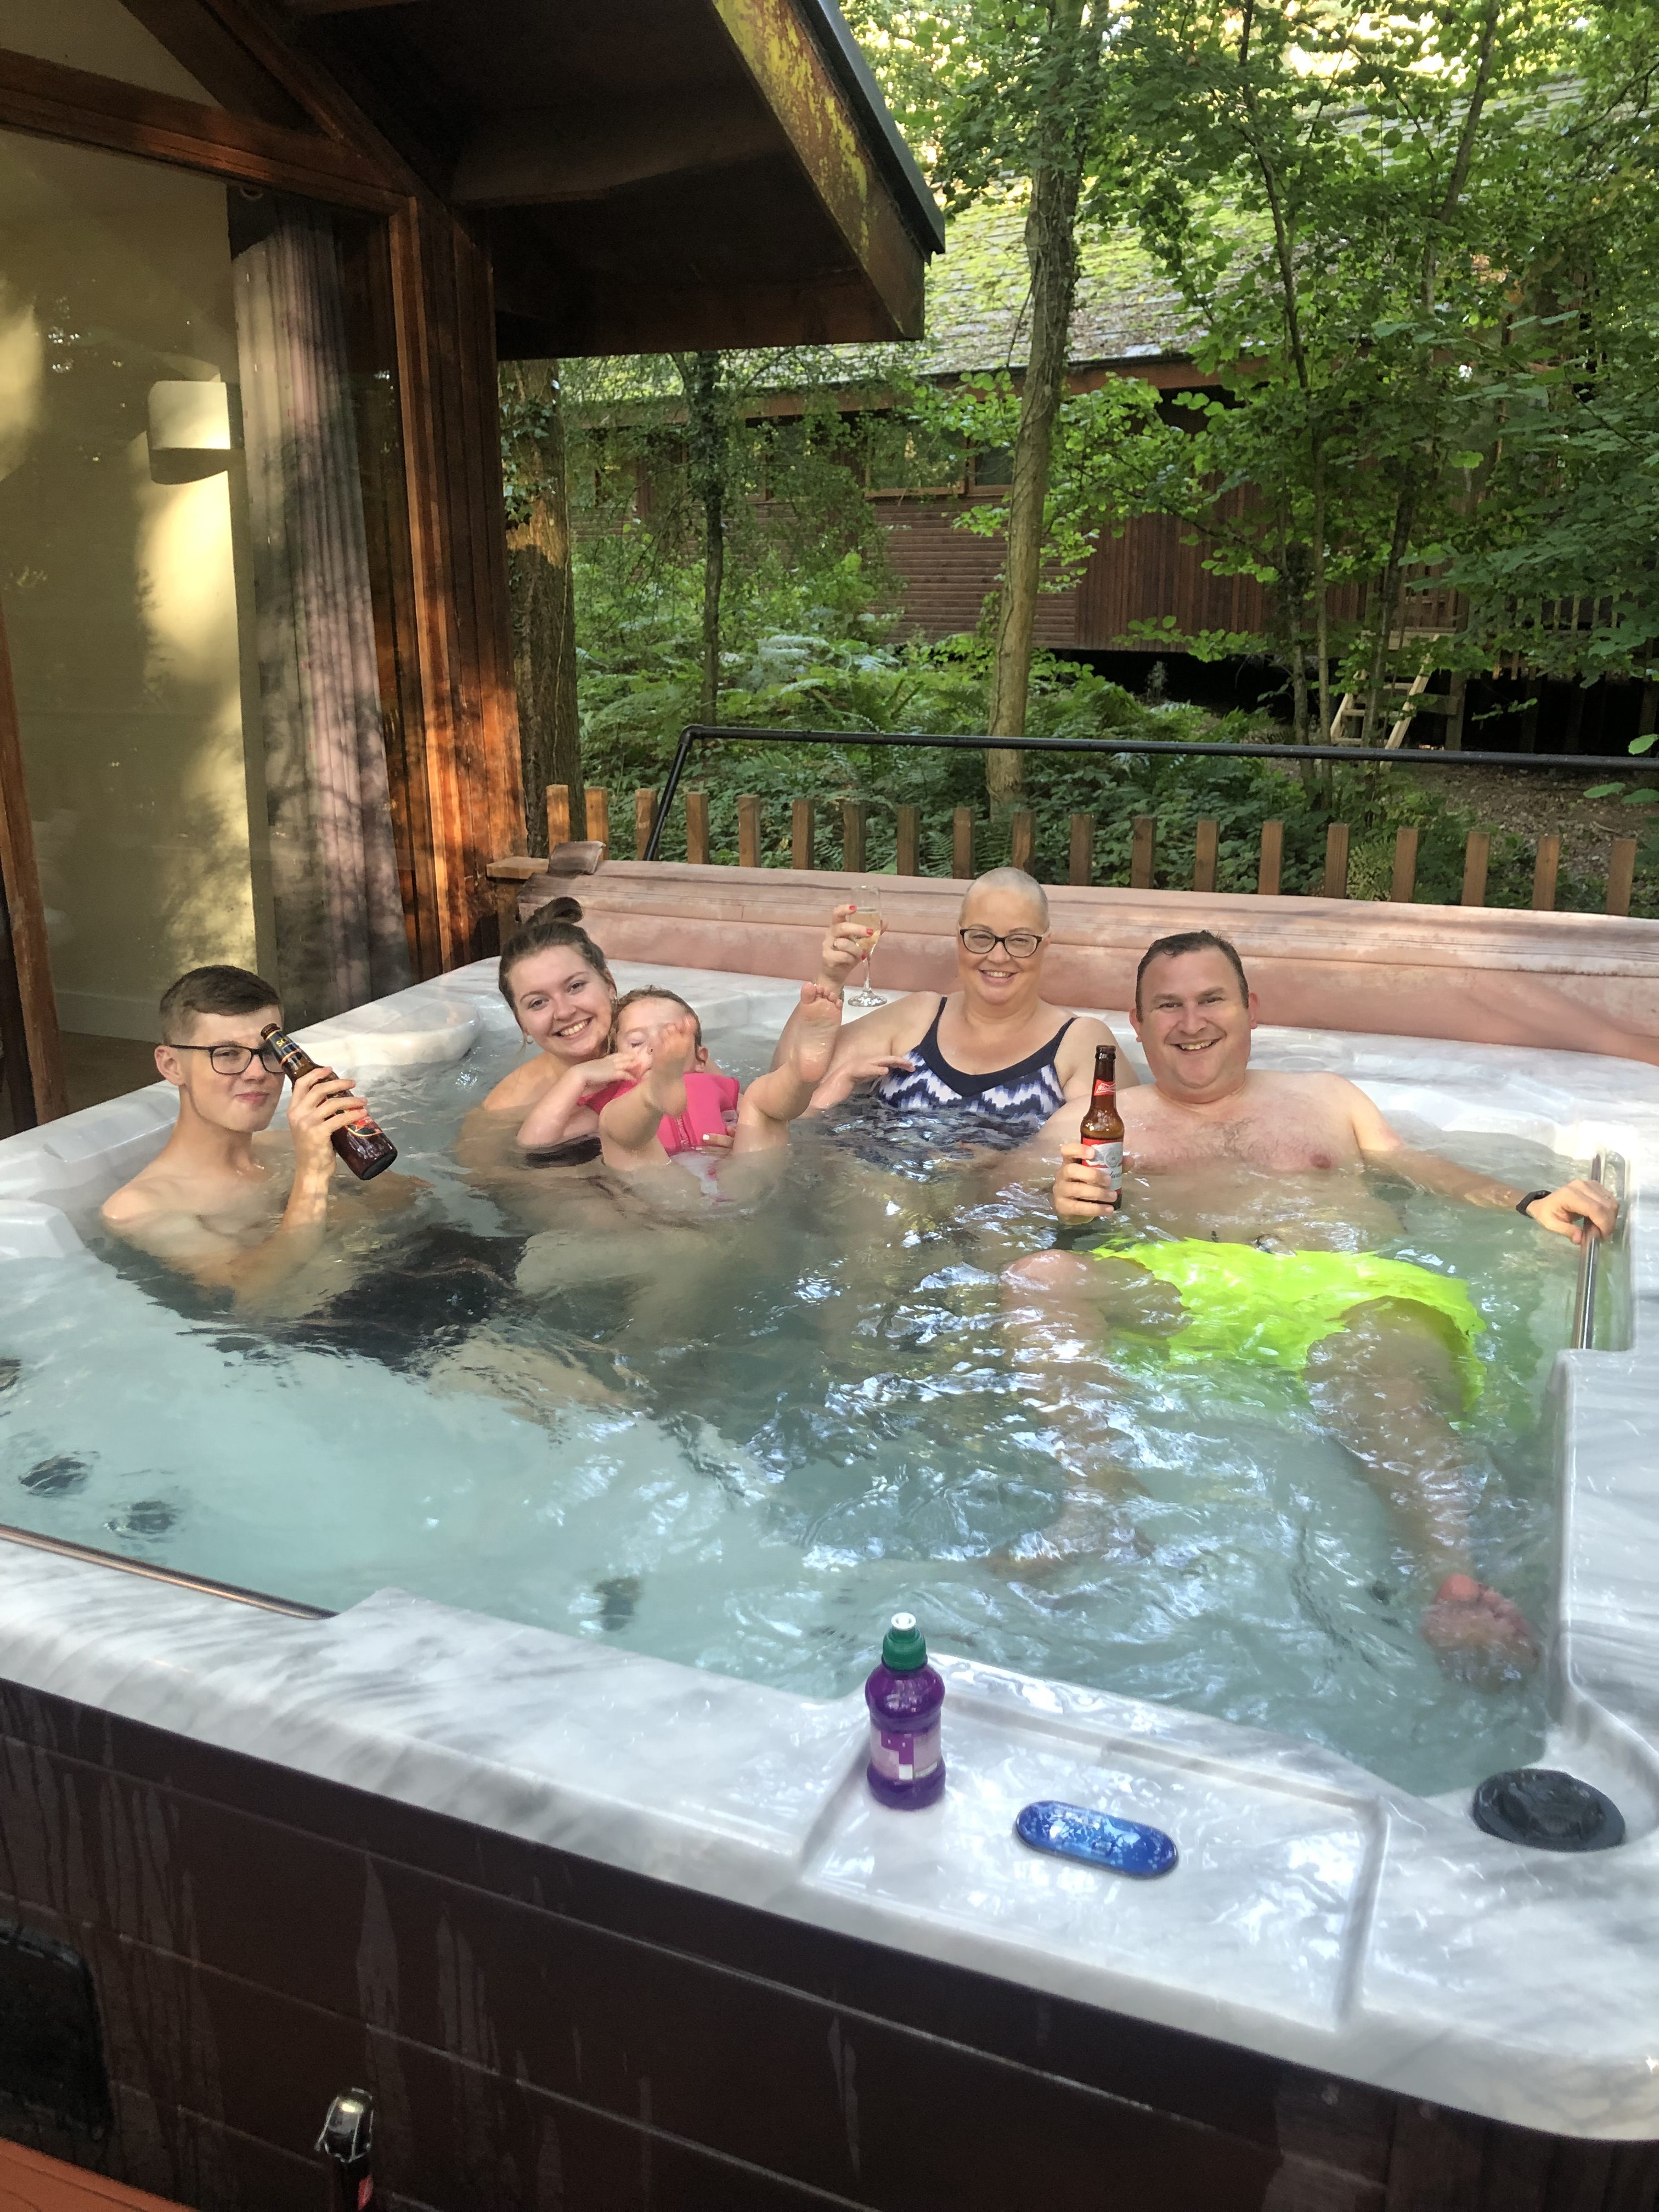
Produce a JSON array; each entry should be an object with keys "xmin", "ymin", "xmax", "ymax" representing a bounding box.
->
[{"xmin": 170, "ymin": 1043, "xmax": 287, "ymax": 1076}]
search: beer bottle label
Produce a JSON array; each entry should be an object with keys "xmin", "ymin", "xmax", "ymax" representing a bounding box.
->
[{"xmin": 1082, "ymin": 1139, "xmax": 1123, "ymax": 1186}]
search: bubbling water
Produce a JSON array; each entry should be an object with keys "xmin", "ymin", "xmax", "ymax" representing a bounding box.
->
[{"xmin": 0, "ymin": 1023, "xmax": 1579, "ymax": 1798}]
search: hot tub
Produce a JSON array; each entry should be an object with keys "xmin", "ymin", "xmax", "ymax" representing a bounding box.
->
[{"xmin": 0, "ymin": 957, "xmax": 1655, "ymax": 2209}]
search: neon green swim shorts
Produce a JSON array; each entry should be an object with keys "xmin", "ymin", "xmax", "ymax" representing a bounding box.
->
[{"xmin": 1097, "ymin": 1239, "xmax": 1485, "ymax": 1403}]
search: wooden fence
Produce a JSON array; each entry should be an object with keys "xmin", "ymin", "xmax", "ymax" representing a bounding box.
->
[{"xmin": 504, "ymin": 782, "xmax": 1641, "ymax": 930}]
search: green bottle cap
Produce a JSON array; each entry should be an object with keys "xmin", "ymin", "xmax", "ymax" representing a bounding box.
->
[{"xmin": 882, "ymin": 1611, "xmax": 927, "ymax": 1672}]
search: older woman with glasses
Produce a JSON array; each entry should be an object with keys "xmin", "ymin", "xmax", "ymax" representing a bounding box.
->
[{"xmin": 781, "ymin": 866, "xmax": 1136, "ymax": 1142}]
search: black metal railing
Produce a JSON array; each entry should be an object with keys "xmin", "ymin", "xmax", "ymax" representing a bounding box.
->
[{"xmin": 642, "ymin": 722, "xmax": 1655, "ymax": 860}]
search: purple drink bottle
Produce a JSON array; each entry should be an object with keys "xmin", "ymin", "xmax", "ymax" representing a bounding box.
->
[{"xmin": 865, "ymin": 1612, "xmax": 945, "ymax": 1809}]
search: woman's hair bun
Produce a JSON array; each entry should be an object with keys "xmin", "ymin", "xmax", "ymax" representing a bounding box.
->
[{"xmin": 544, "ymin": 895, "xmax": 583, "ymax": 923}]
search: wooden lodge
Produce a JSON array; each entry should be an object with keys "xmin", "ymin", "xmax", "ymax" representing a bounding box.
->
[{"xmin": 0, "ymin": 0, "xmax": 940, "ymax": 1134}]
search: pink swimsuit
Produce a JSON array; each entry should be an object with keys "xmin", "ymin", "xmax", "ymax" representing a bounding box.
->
[{"xmin": 588, "ymin": 1069, "xmax": 741, "ymax": 1155}]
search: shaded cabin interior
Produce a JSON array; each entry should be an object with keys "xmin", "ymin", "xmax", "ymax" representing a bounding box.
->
[{"xmin": 0, "ymin": 0, "xmax": 939, "ymax": 1134}]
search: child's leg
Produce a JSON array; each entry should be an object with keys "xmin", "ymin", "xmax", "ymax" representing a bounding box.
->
[
  {"xmin": 732, "ymin": 983, "xmax": 841, "ymax": 1155},
  {"xmin": 599, "ymin": 1017, "xmax": 695, "ymax": 1172}
]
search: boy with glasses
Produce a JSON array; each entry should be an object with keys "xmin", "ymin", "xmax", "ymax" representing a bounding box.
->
[{"xmin": 101, "ymin": 964, "xmax": 380, "ymax": 1305}]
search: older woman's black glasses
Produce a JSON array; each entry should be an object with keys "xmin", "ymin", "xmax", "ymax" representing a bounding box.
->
[
  {"xmin": 170, "ymin": 1042, "xmax": 287, "ymax": 1076},
  {"xmin": 959, "ymin": 927, "xmax": 1046, "ymax": 960}
]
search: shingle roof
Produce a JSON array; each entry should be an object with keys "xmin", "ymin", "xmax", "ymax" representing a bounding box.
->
[
  {"xmin": 563, "ymin": 196, "xmax": 1198, "ymax": 412},
  {"xmin": 891, "ymin": 196, "xmax": 1199, "ymax": 376}
]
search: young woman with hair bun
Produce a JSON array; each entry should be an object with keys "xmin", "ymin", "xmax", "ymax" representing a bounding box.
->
[{"xmin": 461, "ymin": 897, "xmax": 665, "ymax": 1173}]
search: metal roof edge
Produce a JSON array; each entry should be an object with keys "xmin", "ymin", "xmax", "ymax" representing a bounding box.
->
[{"xmin": 789, "ymin": 0, "xmax": 947, "ymax": 255}]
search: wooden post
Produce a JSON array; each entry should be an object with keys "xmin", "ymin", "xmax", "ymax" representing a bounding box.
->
[
  {"xmin": 737, "ymin": 793, "xmax": 762, "ymax": 870},
  {"xmin": 791, "ymin": 798, "xmax": 816, "ymax": 870},
  {"xmin": 1130, "ymin": 815, "xmax": 1157, "ymax": 889},
  {"xmin": 0, "ymin": 598, "xmax": 66, "ymax": 1120},
  {"xmin": 1444, "ymin": 671, "xmax": 1467, "ymax": 752},
  {"xmin": 1608, "ymin": 835, "xmax": 1638, "ymax": 917},
  {"xmin": 486, "ymin": 857, "xmax": 549, "ymax": 949},
  {"xmin": 1193, "ymin": 819, "xmax": 1218, "ymax": 894},
  {"xmin": 895, "ymin": 804, "xmax": 921, "ymax": 876},
  {"xmin": 584, "ymin": 787, "xmax": 610, "ymax": 855},
  {"xmin": 1322, "ymin": 822, "xmax": 1350, "ymax": 899},
  {"xmin": 952, "ymin": 807, "xmax": 974, "ymax": 879},
  {"xmin": 1010, "ymin": 808, "xmax": 1035, "ymax": 874},
  {"xmin": 1067, "ymin": 812, "xmax": 1094, "ymax": 887},
  {"xmin": 1460, "ymin": 830, "xmax": 1490, "ymax": 907},
  {"xmin": 546, "ymin": 783, "xmax": 571, "ymax": 848},
  {"xmin": 1390, "ymin": 826, "xmax": 1419, "ymax": 904},
  {"xmin": 1257, "ymin": 819, "xmax": 1283, "ymax": 896},
  {"xmin": 494, "ymin": 874, "xmax": 518, "ymax": 947},
  {"xmin": 1532, "ymin": 833, "xmax": 1561, "ymax": 912},
  {"xmin": 634, "ymin": 787, "xmax": 658, "ymax": 860},
  {"xmin": 843, "ymin": 799, "xmax": 866, "ymax": 873},
  {"xmin": 685, "ymin": 789, "xmax": 710, "ymax": 866}
]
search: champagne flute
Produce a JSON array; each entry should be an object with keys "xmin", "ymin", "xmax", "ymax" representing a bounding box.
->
[{"xmin": 848, "ymin": 903, "xmax": 885, "ymax": 1008}]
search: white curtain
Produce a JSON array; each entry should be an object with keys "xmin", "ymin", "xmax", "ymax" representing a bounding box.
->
[{"xmin": 234, "ymin": 201, "xmax": 410, "ymax": 1022}]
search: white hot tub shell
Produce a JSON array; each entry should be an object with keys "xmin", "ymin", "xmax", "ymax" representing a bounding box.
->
[{"xmin": 0, "ymin": 958, "xmax": 1655, "ymax": 2142}]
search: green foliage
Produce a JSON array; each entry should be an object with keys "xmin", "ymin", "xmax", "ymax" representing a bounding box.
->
[
  {"xmin": 843, "ymin": 2, "xmax": 1659, "ymax": 732},
  {"xmin": 906, "ymin": 368, "xmax": 1162, "ymax": 585},
  {"xmin": 574, "ymin": 551, "xmax": 1630, "ymax": 909}
]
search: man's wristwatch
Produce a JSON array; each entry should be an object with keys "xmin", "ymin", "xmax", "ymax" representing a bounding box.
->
[{"xmin": 1516, "ymin": 1189, "xmax": 1551, "ymax": 1218}]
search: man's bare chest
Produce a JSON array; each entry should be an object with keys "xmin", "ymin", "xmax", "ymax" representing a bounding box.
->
[{"xmin": 1125, "ymin": 1098, "xmax": 1354, "ymax": 1174}]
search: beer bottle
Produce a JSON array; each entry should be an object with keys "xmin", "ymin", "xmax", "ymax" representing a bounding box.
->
[
  {"xmin": 1079, "ymin": 1044, "xmax": 1124, "ymax": 1194},
  {"xmin": 259, "ymin": 1025, "xmax": 398, "ymax": 1181},
  {"xmin": 316, "ymin": 2088, "xmax": 375, "ymax": 2209}
]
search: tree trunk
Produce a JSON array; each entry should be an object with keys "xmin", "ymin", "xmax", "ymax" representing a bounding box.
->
[
  {"xmin": 1360, "ymin": 487, "xmax": 1416, "ymax": 747},
  {"xmin": 1311, "ymin": 430, "xmax": 1331, "ymax": 742},
  {"xmin": 985, "ymin": 0, "xmax": 1089, "ymax": 810},
  {"xmin": 681, "ymin": 351, "xmax": 727, "ymax": 726},
  {"xmin": 505, "ymin": 362, "xmax": 582, "ymax": 851},
  {"xmin": 1279, "ymin": 530, "xmax": 1313, "ymax": 746}
]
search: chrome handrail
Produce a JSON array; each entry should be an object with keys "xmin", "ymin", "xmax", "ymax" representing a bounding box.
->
[
  {"xmin": 1572, "ymin": 1149, "xmax": 1607, "ymax": 1352},
  {"xmin": 0, "ymin": 1519, "xmax": 331, "ymax": 1618}
]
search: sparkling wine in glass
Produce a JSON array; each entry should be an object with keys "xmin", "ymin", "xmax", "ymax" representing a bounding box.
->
[{"xmin": 848, "ymin": 904, "xmax": 885, "ymax": 1008}]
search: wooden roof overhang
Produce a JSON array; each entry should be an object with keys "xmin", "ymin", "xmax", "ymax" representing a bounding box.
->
[{"xmin": 281, "ymin": 0, "xmax": 943, "ymax": 356}]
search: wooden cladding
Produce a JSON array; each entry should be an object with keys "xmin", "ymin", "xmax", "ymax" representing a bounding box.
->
[
  {"xmin": 881, "ymin": 480, "xmax": 1367, "ymax": 653},
  {"xmin": 883, "ymin": 502, "xmax": 1079, "ymax": 646}
]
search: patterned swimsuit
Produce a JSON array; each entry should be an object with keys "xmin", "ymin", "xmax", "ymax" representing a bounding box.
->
[{"xmin": 872, "ymin": 998, "xmax": 1075, "ymax": 1138}]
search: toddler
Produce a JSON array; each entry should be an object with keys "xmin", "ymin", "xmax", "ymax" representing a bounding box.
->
[{"xmin": 518, "ymin": 983, "xmax": 842, "ymax": 1176}]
